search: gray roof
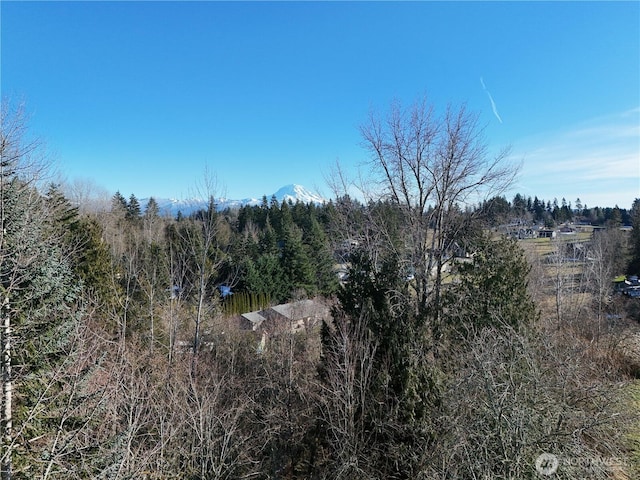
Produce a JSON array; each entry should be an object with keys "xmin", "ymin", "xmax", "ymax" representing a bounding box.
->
[
  {"xmin": 241, "ymin": 311, "xmax": 267, "ymax": 329},
  {"xmin": 269, "ymin": 299, "xmax": 328, "ymax": 320}
]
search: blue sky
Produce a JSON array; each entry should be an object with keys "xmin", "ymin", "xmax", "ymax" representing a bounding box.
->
[{"xmin": 2, "ymin": 1, "xmax": 638, "ymax": 208}]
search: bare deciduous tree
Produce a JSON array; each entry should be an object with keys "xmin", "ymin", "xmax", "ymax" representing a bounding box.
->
[
  {"xmin": 339, "ymin": 97, "xmax": 515, "ymax": 323},
  {"xmin": 428, "ymin": 322, "xmax": 628, "ymax": 479},
  {"xmin": 62, "ymin": 177, "xmax": 110, "ymax": 214},
  {"xmin": 586, "ymin": 230, "xmax": 626, "ymax": 327},
  {"xmin": 318, "ymin": 311, "xmax": 379, "ymax": 479}
]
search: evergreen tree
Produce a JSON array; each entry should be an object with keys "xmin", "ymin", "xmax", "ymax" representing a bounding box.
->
[
  {"xmin": 533, "ymin": 196, "xmax": 545, "ymax": 222},
  {"xmin": 242, "ymin": 254, "xmax": 286, "ymax": 302},
  {"xmin": 442, "ymin": 233, "xmax": 537, "ymax": 337},
  {"xmin": 45, "ymin": 185, "xmax": 116, "ymax": 307},
  {"xmin": 281, "ymin": 225, "xmax": 315, "ymax": 297},
  {"xmin": 629, "ymin": 199, "xmax": 640, "ymax": 275},
  {"xmin": 236, "ymin": 204, "xmax": 253, "ymax": 233},
  {"xmin": 258, "ymin": 217, "xmax": 279, "ymax": 255},
  {"xmin": 111, "ymin": 191, "xmax": 128, "ymax": 216},
  {"xmin": 1, "ymin": 104, "xmax": 84, "ymax": 477},
  {"xmin": 44, "ymin": 183, "xmax": 81, "ymax": 254},
  {"xmin": 256, "ymin": 195, "xmax": 270, "ymax": 228},
  {"xmin": 512, "ymin": 193, "xmax": 526, "ymax": 218},
  {"xmin": 73, "ymin": 216, "xmax": 114, "ymax": 303},
  {"xmin": 481, "ymin": 196, "xmax": 510, "ymax": 225},
  {"xmin": 144, "ymin": 197, "xmax": 160, "ymax": 218},
  {"xmin": 291, "ymin": 200, "xmax": 311, "ymax": 232},
  {"xmin": 278, "ymin": 199, "xmax": 293, "ymax": 237},
  {"xmin": 322, "ymin": 249, "xmax": 439, "ymax": 476},
  {"xmin": 127, "ymin": 193, "xmax": 141, "ymax": 220},
  {"xmin": 559, "ymin": 197, "xmax": 572, "ymax": 222},
  {"xmin": 551, "ymin": 200, "xmax": 561, "ymax": 223},
  {"xmin": 142, "ymin": 197, "xmax": 164, "ymax": 244},
  {"xmin": 304, "ymin": 217, "xmax": 338, "ymax": 296},
  {"xmin": 606, "ymin": 205, "xmax": 623, "ymax": 228},
  {"xmin": 268, "ymin": 195, "xmax": 281, "ymax": 233}
]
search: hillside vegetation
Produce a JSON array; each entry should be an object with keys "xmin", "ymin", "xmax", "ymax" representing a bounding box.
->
[{"xmin": 2, "ymin": 99, "xmax": 640, "ymax": 479}]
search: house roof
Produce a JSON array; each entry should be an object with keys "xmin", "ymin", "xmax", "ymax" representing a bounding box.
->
[
  {"xmin": 241, "ymin": 311, "xmax": 267, "ymax": 328},
  {"xmin": 269, "ymin": 299, "xmax": 328, "ymax": 320}
]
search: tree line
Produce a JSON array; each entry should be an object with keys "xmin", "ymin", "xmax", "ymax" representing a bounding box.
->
[
  {"xmin": 479, "ymin": 193, "xmax": 632, "ymax": 227},
  {"xmin": 2, "ymin": 97, "xmax": 639, "ymax": 479}
]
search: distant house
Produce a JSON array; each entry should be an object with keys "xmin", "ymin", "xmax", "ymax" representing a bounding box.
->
[
  {"xmin": 240, "ymin": 299, "xmax": 330, "ymax": 335},
  {"xmin": 239, "ymin": 311, "xmax": 268, "ymax": 331},
  {"xmin": 499, "ymin": 224, "xmax": 536, "ymax": 239},
  {"xmin": 268, "ymin": 300, "xmax": 329, "ymax": 333},
  {"xmin": 559, "ymin": 226, "xmax": 576, "ymax": 235},
  {"xmin": 517, "ymin": 228, "xmax": 536, "ymax": 239},
  {"xmin": 537, "ymin": 228, "xmax": 556, "ymax": 239}
]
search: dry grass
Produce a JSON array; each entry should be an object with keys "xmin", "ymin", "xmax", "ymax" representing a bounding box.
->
[
  {"xmin": 618, "ymin": 380, "xmax": 640, "ymax": 479},
  {"xmin": 521, "ymin": 231, "xmax": 640, "ymax": 478}
]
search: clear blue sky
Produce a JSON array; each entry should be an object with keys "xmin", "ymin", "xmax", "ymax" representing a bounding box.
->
[{"xmin": 2, "ymin": 1, "xmax": 639, "ymax": 208}]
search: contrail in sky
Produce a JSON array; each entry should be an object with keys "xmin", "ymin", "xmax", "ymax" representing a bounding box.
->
[{"xmin": 480, "ymin": 76, "xmax": 503, "ymax": 124}]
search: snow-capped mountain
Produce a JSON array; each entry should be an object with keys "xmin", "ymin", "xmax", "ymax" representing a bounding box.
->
[
  {"xmin": 271, "ymin": 184, "xmax": 326, "ymax": 205},
  {"xmin": 142, "ymin": 184, "xmax": 327, "ymax": 217}
]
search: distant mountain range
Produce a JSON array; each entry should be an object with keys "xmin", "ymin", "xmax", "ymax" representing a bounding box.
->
[{"xmin": 141, "ymin": 184, "xmax": 328, "ymax": 217}]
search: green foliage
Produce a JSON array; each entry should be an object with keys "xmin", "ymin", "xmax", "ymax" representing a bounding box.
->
[
  {"xmin": 442, "ymin": 233, "xmax": 538, "ymax": 337},
  {"xmin": 258, "ymin": 217, "xmax": 278, "ymax": 255},
  {"xmin": 127, "ymin": 193, "xmax": 141, "ymax": 220},
  {"xmin": 144, "ymin": 196, "xmax": 160, "ymax": 218},
  {"xmin": 481, "ymin": 195, "xmax": 511, "ymax": 225},
  {"xmin": 222, "ymin": 291, "xmax": 271, "ymax": 315},
  {"xmin": 281, "ymin": 225, "xmax": 316, "ymax": 297},
  {"xmin": 322, "ymin": 249, "xmax": 442, "ymax": 476},
  {"xmin": 305, "ymin": 217, "xmax": 339, "ymax": 296},
  {"xmin": 2, "ymin": 181, "xmax": 82, "ymax": 364},
  {"xmin": 74, "ymin": 216, "xmax": 116, "ymax": 304},
  {"xmin": 232, "ymin": 198, "xmax": 340, "ymax": 302},
  {"xmin": 242, "ymin": 254, "xmax": 287, "ymax": 302},
  {"xmin": 111, "ymin": 190, "xmax": 128, "ymax": 216},
  {"xmin": 44, "ymin": 183, "xmax": 80, "ymax": 242},
  {"xmin": 1, "ymin": 176, "xmax": 84, "ymax": 477}
]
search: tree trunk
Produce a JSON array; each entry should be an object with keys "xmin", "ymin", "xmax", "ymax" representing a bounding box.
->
[{"xmin": 1, "ymin": 298, "xmax": 12, "ymax": 480}]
